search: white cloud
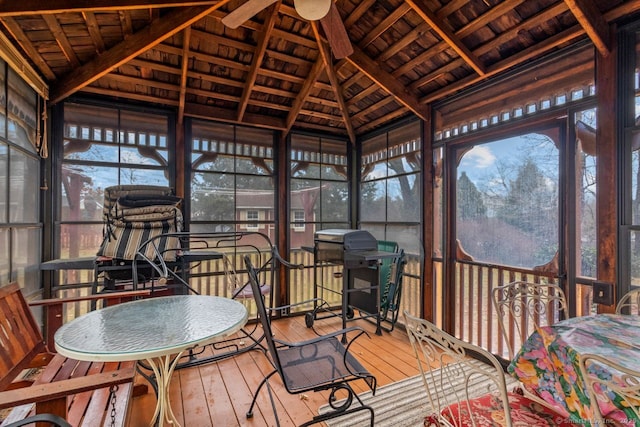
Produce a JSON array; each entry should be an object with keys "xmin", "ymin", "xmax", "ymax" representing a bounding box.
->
[{"xmin": 465, "ymin": 146, "xmax": 495, "ymax": 168}]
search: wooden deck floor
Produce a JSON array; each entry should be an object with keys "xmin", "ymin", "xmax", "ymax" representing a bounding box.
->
[{"xmin": 127, "ymin": 313, "xmax": 420, "ymax": 426}]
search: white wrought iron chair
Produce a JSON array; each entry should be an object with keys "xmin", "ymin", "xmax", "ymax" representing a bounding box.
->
[
  {"xmin": 492, "ymin": 281, "xmax": 568, "ymax": 360},
  {"xmin": 403, "ymin": 311, "xmax": 570, "ymax": 427},
  {"xmin": 579, "ymin": 353, "xmax": 640, "ymax": 424},
  {"xmin": 616, "ymin": 287, "xmax": 640, "ymax": 315}
]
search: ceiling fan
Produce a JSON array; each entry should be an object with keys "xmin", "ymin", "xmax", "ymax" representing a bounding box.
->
[{"xmin": 221, "ymin": 0, "xmax": 353, "ymax": 59}]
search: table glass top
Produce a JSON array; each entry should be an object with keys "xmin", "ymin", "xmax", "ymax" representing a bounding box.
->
[{"xmin": 54, "ymin": 295, "xmax": 248, "ymax": 360}]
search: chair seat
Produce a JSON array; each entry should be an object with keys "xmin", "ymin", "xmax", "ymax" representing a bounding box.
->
[
  {"xmin": 428, "ymin": 392, "xmax": 573, "ymax": 426},
  {"xmin": 278, "ymin": 336, "xmax": 374, "ymax": 392},
  {"xmin": 232, "ymin": 284, "xmax": 270, "ymax": 299}
]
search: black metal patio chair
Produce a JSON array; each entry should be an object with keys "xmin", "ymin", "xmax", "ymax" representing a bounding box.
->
[{"xmin": 243, "ymin": 255, "xmax": 377, "ymax": 427}]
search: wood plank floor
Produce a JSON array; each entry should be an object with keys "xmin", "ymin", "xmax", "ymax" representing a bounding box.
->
[{"xmin": 127, "ymin": 313, "xmax": 420, "ymax": 426}]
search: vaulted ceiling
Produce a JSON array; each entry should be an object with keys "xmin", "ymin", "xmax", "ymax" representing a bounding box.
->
[{"xmin": 1, "ymin": 0, "xmax": 638, "ymax": 142}]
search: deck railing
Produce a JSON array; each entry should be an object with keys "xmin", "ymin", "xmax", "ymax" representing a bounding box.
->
[
  {"xmin": 450, "ymin": 259, "xmax": 561, "ymax": 360},
  {"xmin": 49, "ymin": 249, "xmax": 423, "ymax": 329}
]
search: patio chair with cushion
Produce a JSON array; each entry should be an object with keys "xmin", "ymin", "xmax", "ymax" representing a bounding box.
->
[
  {"xmin": 403, "ymin": 311, "xmax": 572, "ymax": 427},
  {"xmin": 579, "ymin": 353, "xmax": 640, "ymax": 424},
  {"xmin": 243, "ymin": 255, "xmax": 377, "ymax": 427},
  {"xmin": 616, "ymin": 287, "xmax": 640, "ymax": 315}
]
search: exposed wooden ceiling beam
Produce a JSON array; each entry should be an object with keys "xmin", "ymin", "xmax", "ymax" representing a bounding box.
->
[
  {"xmin": 42, "ymin": 15, "xmax": 81, "ymax": 68},
  {"xmin": 286, "ymin": 58, "xmax": 325, "ymax": 133},
  {"xmin": 312, "ymin": 21, "xmax": 356, "ymax": 143},
  {"xmin": 186, "ymin": 103, "xmax": 286, "ymax": 130},
  {"xmin": 346, "ymin": 45, "xmax": 430, "ymax": 122},
  {"xmin": 178, "ymin": 27, "xmax": 191, "ymax": 124},
  {"xmin": 420, "ymin": 24, "xmax": 586, "ymax": 105},
  {"xmin": 237, "ymin": 1, "xmax": 279, "ymax": 122},
  {"xmin": 564, "ymin": 0, "xmax": 611, "ymax": 57},
  {"xmin": 405, "ymin": 0, "xmax": 486, "ymax": 76},
  {"xmin": 83, "ymin": 12, "xmax": 107, "ymax": 54},
  {"xmin": 1, "ymin": 17, "xmax": 56, "ymax": 81},
  {"xmin": 119, "ymin": 10, "xmax": 134, "ymax": 37},
  {"xmin": 50, "ymin": 2, "xmax": 230, "ymax": 103},
  {"xmin": 0, "ymin": 1, "xmax": 221, "ymax": 16},
  {"xmin": 359, "ymin": 3, "xmax": 410, "ymax": 48}
]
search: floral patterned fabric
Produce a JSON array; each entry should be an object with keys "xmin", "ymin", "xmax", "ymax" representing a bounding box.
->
[
  {"xmin": 424, "ymin": 391, "xmax": 573, "ymax": 426},
  {"xmin": 508, "ymin": 314, "xmax": 640, "ymax": 426}
]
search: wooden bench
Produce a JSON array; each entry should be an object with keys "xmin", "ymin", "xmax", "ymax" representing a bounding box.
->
[{"xmin": 0, "ymin": 283, "xmax": 150, "ymax": 426}]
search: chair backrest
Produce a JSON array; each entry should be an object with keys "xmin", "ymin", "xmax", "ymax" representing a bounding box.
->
[
  {"xmin": 492, "ymin": 281, "xmax": 568, "ymax": 359},
  {"xmin": 377, "ymin": 240, "xmax": 398, "ymax": 290},
  {"xmin": 244, "ymin": 255, "xmax": 284, "ymax": 375},
  {"xmin": 579, "ymin": 353, "xmax": 640, "ymax": 423},
  {"xmin": 0, "ymin": 283, "xmax": 47, "ymax": 390},
  {"xmin": 403, "ymin": 311, "xmax": 512, "ymax": 427},
  {"xmin": 616, "ymin": 288, "xmax": 640, "ymax": 315}
]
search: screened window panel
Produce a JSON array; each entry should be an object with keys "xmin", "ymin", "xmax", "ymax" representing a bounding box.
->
[
  {"xmin": 12, "ymin": 227, "xmax": 40, "ymax": 294},
  {"xmin": 0, "ymin": 229, "xmax": 7, "ymax": 283},
  {"xmin": 631, "ymin": 230, "xmax": 640, "ymax": 286},
  {"xmin": 575, "ymin": 109, "xmax": 597, "ymax": 278},
  {"xmin": 118, "ymin": 167, "xmax": 169, "ymax": 186},
  {"xmin": 456, "ymin": 133, "xmax": 559, "ymax": 269},
  {"xmin": 120, "ymin": 145, "xmax": 168, "ymax": 166},
  {"xmin": 191, "ymin": 172, "xmax": 235, "ymax": 221},
  {"xmin": 387, "ymin": 175, "xmax": 419, "ymax": 222},
  {"xmin": 0, "ymin": 62, "xmax": 6, "ymax": 139},
  {"xmin": 360, "ymin": 180, "xmax": 386, "ymax": 222},
  {"xmin": 320, "ymin": 182, "xmax": 348, "ymax": 222},
  {"xmin": 9, "ymin": 149, "xmax": 38, "ymax": 223},
  {"xmin": 0, "ymin": 144, "xmax": 6, "ymax": 223},
  {"xmin": 7, "ymin": 69, "xmax": 37, "ymax": 152},
  {"xmin": 64, "ymin": 140, "xmax": 119, "ymax": 161},
  {"xmin": 59, "ymin": 224, "xmax": 103, "ymax": 258}
]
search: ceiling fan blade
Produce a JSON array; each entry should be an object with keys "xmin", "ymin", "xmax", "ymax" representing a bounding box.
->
[
  {"xmin": 319, "ymin": 3, "xmax": 353, "ymax": 59},
  {"xmin": 222, "ymin": 0, "xmax": 278, "ymax": 29}
]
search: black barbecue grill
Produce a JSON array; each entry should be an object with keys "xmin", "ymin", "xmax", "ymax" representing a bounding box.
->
[{"xmin": 306, "ymin": 229, "xmax": 400, "ymax": 336}]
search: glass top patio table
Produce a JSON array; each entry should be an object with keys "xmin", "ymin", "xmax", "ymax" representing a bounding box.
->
[
  {"xmin": 508, "ymin": 313, "xmax": 640, "ymax": 426},
  {"xmin": 54, "ymin": 295, "xmax": 248, "ymax": 426}
]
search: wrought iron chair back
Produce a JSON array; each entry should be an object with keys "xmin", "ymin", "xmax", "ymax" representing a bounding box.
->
[
  {"xmin": 492, "ymin": 281, "xmax": 568, "ymax": 360},
  {"xmin": 244, "ymin": 255, "xmax": 377, "ymax": 427},
  {"xmin": 403, "ymin": 311, "xmax": 569, "ymax": 427},
  {"xmin": 579, "ymin": 353, "xmax": 640, "ymax": 424},
  {"xmin": 616, "ymin": 287, "xmax": 640, "ymax": 315}
]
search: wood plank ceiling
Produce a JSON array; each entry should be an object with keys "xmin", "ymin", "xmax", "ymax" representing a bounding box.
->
[{"xmin": 0, "ymin": 0, "xmax": 638, "ymax": 142}]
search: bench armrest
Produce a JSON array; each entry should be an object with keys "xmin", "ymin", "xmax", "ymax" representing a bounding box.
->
[{"xmin": 0, "ymin": 367, "xmax": 135, "ymax": 409}]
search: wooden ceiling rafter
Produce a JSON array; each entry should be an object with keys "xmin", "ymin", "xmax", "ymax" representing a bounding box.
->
[
  {"xmin": 357, "ymin": 104, "xmax": 411, "ymax": 135},
  {"xmin": 1, "ymin": 17, "xmax": 56, "ymax": 80},
  {"xmin": 119, "ymin": 10, "xmax": 134, "ymax": 37},
  {"xmin": 82, "ymin": 84, "xmax": 180, "ymax": 106},
  {"xmin": 420, "ymin": 24, "xmax": 587, "ymax": 105},
  {"xmin": 285, "ymin": 57, "xmax": 325, "ymax": 133},
  {"xmin": 311, "ymin": 21, "xmax": 355, "ymax": 143},
  {"xmin": 409, "ymin": 1, "xmax": 570, "ymax": 93},
  {"xmin": 42, "ymin": 15, "xmax": 81, "ymax": 68},
  {"xmin": 186, "ymin": 102, "xmax": 286, "ymax": 129},
  {"xmin": 391, "ymin": 0, "xmax": 531, "ymax": 84},
  {"xmin": 564, "ymin": 0, "xmax": 611, "ymax": 57},
  {"xmin": 83, "ymin": 12, "xmax": 107, "ymax": 54},
  {"xmin": 358, "ymin": 3, "xmax": 411, "ymax": 49},
  {"xmin": 352, "ymin": 96, "xmax": 398, "ymax": 123},
  {"xmin": 0, "ymin": 1, "xmax": 221, "ymax": 16},
  {"xmin": 346, "ymin": 46, "xmax": 430, "ymax": 122},
  {"xmin": 405, "ymin": 0, "xmax": 486, "ymax": 76},
  {"xmin": 237, "ymin": 1, "xmax": 280, "ymax": 122},
  {"xmin": 49, "ymin": 2, "xmax": 232, "ymax": 103},
  {"xmin": 178, "ymin": 27, "xmax": 191, "ymax": 124}
]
